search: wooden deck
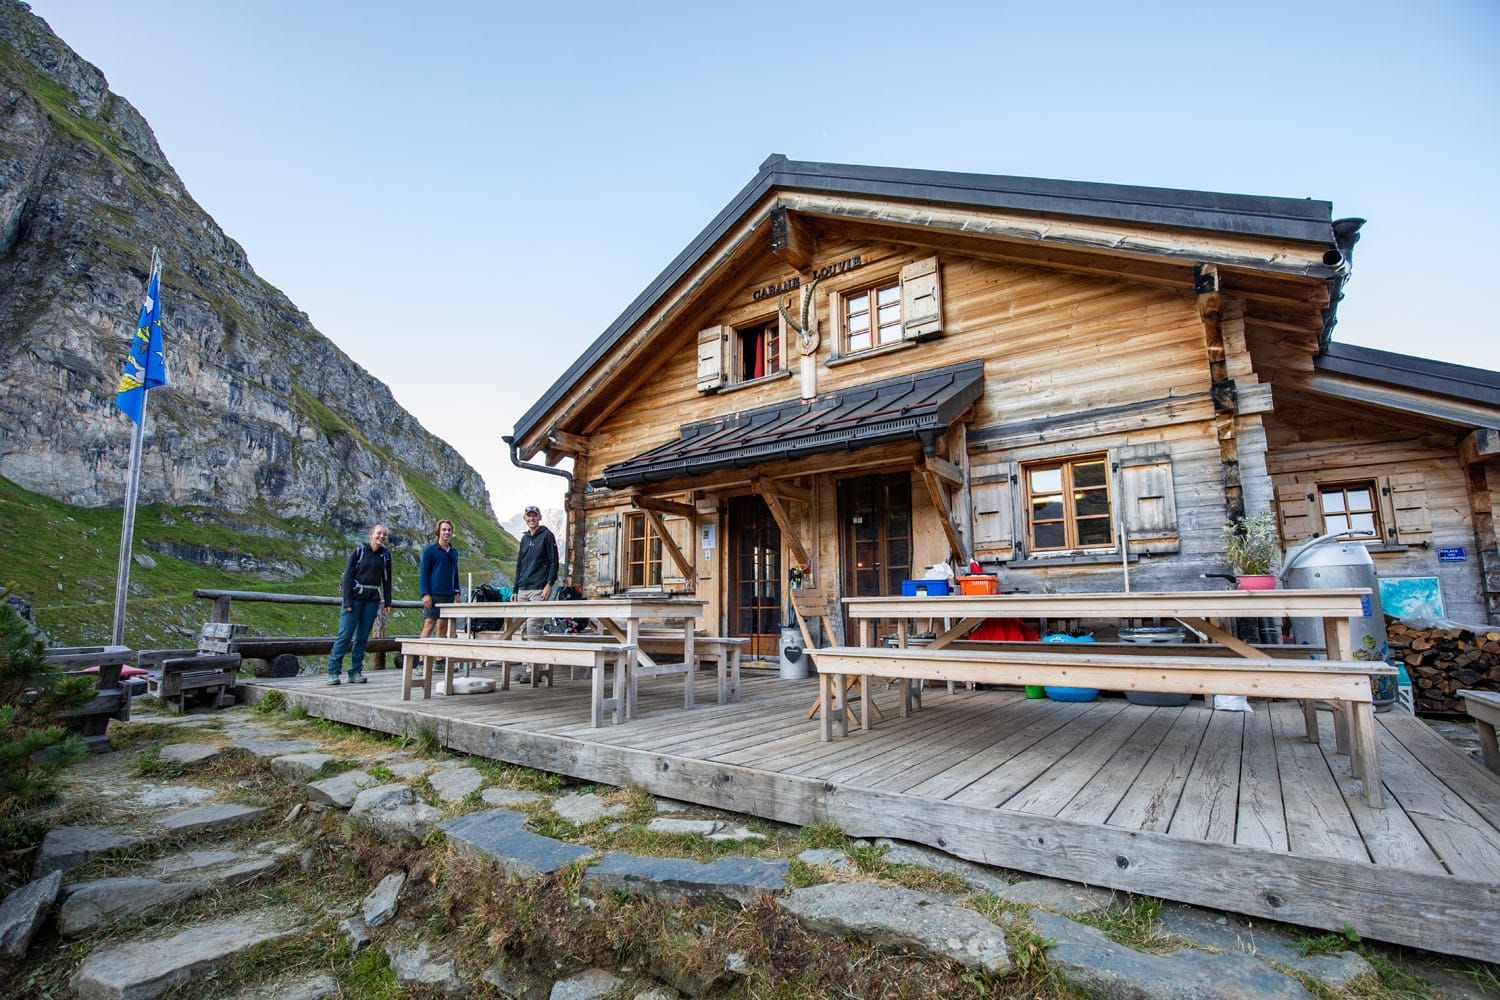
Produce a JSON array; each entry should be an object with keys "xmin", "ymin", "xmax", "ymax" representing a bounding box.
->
[{"xmin": 242, "ymin": 668, "xmax": 1500, "ymax": 961}]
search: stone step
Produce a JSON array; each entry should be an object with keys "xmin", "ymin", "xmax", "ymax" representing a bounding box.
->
[
  {"xmin": 438, "ymin": 808, "xmax": 594, "ymax": 877},
  {"xmin": 157, "ymin": 803, "xmax": 268, "ymax": 836},
  {"xmin": 584, "ymin": 853, "xmax": 788, "ymax": 907},
  {"xmin": 33, "ymin": 826, "xmax": 146, "ymax": 878},
  {"xmin": 72, "ymin": 911, "xmax": 304, "ymax": 1000}
]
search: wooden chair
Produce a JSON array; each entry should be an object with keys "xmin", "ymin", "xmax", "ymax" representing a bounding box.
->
[{"xmin": 793, "ymin": 589, "xmax": 881, "ymax": 726}]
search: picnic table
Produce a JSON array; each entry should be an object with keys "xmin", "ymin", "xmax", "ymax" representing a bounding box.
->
[
  {"xmin": 439, "ymin": 597, "xmax": 711, "ymax": 707},
  {"xmin": 817, "ymin": 589, "xmax": 1393, "ymax": 806}
]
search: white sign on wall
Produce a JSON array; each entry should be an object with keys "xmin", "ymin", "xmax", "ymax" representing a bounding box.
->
[{"xmin": 700, "ymin": 523, "xmax": 717, "ymax": 551}]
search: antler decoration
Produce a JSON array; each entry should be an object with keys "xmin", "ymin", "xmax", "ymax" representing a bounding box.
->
[{"xmin": 778, "ymin": 275, "xmax": 823, "ymax": 357}]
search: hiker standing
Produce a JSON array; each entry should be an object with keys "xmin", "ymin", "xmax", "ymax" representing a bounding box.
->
[
  {"xmin": 419, "ymin": 519, "xmax": 460, "ymax": 639},
  {"xmin": 328, "ymin": 524, "xmax": 392, "ymax": 685},
  {"xmin": 514, "ymin": 505, "xmax": 559, "ymax": 667}
]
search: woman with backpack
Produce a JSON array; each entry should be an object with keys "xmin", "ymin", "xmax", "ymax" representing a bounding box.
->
[{"xmin": 328, "ymin": 524, "xmax": 393, "ymax": 685}]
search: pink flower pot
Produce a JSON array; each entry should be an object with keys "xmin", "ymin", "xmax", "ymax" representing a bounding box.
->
[{"xmin": 1236, "ymin": 574, "xmax": 1277, "ymax": 591}]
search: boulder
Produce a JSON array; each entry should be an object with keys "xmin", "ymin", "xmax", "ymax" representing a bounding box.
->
[
  {"xmin": 439, "ymin": 808, "xmax": 594, "ymax": 877},
  {"xmin": 429, "ymin": 766, "xmax": 484, "ymax": 803},
  {"xmin": 780, "ymin": 882, "xmax": 1010, "ymax": 973},
  {"xmin": 0, "ymin": 871, "xmax": 61, "ymax": 960},
  {"xmin": 157, "ymin": 803, "xmax": 267, "ymax": 836},
  {"xmin": 71, "ymin": 911, "xmax": 302, "ymax": 1000},
  {"xmin": 584, "ymin": 854, "xmax": 788, "ymax": 907},
  {"xmin": 268, "ymin": 753, "xmax": 335, "ymax": 782},
  {"xmin": 339, "ymin": 915, "xmax": 371, "ymax": 952},
  {"xmin": 362, "ymin": 871, "xmax": 406, "ymax": 928},
  {"xmin": 306, "ymin": 769, "xmax": 378, "ymax": 808},
  {"xmin": 348, "ymin": 783, "xmax": 444, "ymax": 844}
]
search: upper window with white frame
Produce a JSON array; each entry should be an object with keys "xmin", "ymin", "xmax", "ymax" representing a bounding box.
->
[
  {"xmin": 842, "ymin": 280, "xmax": 902, "ymax": 354},
  {"xmin": 1025, "ymin": 455, "xmax": 1114, "ymax": 551},
  {"xmin": 1318, "ymin": 480, "xmax": 1382, "ymax": 540}
]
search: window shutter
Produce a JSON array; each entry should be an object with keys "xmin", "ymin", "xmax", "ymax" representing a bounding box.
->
[
  {"xmin": 592, "ymin": 514, "xmax": 619, "ymax": 594},
  {"xmin": 1276, "ymin": 482, "xmax": 1317, "ymax": 546},
  {"xmin": 970, "ymin": 462, "xmax": 1017, "ymax": 561},
  {"xmin": 696, "ymin": 326, "xmax": 729, "ymax": 392},
  {"xmin": 899, "ymin": 256, "xmax": 943, "ymax": 341},
  {"xmin": 1119, "ymin": 446, "xmax": 1181, "ymax": 554},
  {"xmin": 1384, "ymin": 473, "xmax": 1432, "ymax": 546},
  {"xmin": 660, "ymin": 514, "xmax": 692, "ymax": 589}
]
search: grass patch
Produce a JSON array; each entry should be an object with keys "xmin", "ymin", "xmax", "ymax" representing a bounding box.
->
[
  {"xmin": 1072, "ymin": 896, "xmax": 1179, "ymax": 954},
  {"xmin": 784, "ymin": 858, "xmax": 825, "ymax": 888},
  {"xmin": 412, "ymin": 724, "xmax": 442, "ymax": 756},
  {"xmin": 255, "ymin": 689, "xmax": 286, "ymax": 715},
  {"xmin": 132, "ymin": 746, "xmax": 184, "ymax": 779},
  {"xmin": 1294, "ymin": 924, "xmax": 1362, "ymax": 957},
  {"xmin": 797, "ymin": 822, "xmax": 846, "ymax": 849}
]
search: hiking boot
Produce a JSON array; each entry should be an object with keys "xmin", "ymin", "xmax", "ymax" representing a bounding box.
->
[
  {"xmin": 326, "ymin": 676, "xmax": 342, "ymax": 686},
  {"xmin": 349, "ymin": 672, "xmax": 367, "ymax": 684}
]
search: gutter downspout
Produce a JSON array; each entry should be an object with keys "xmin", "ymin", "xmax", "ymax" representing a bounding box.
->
[
  {"xmin": 1318, "ymin": 217, "xmax": 1365, "ymax": 352},
  {"xmin": 503, "ymin": 434, "xmax": 583, "ymax": 588}
]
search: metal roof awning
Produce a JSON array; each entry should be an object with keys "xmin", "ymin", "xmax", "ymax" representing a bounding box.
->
[{"xmin": 598, "ymin": 360, "xmax": 984, "ymax": 489}]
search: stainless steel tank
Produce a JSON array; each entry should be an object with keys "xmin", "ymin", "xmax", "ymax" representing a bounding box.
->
[
  {"xmin": 1282, "ymin": 531, "xmax": 1393, "ymax": 709},
  {"xmin": 780, "ymin": 625, "xmax": 810, "ymax": 680}
]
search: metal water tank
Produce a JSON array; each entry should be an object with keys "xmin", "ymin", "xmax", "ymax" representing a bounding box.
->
[
  {"xmin": 780, "ymin": 625, "xmax": 810, "ymax": 680},
  {"xmin": 1282, "ymin": 531, "xmax": 1393, "ymax": 709}
]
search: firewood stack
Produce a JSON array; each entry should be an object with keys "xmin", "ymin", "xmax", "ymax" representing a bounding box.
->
[{"xmin": 1387, "ymin": 621, "xmax": 1500, "ymax": 714}]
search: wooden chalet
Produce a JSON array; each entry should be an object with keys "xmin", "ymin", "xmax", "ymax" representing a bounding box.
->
[
  {"xmin": 246, "ymin": 156, "xmax": 1500, "ymax": 964},
  {"xmin": 513, "ymin": 155, "xmax": 1500, "ymax": 642}
]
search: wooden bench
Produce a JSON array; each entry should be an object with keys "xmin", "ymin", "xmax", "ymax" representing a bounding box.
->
[
  {"xmin": 808, "ymin": 645, "xmax": 1395, "ymax": 807},
  {"xmin": 398, "ymin": 638, "xmax": 635, "ymax": 728},
  {"xmin": 140, "ymin": 651, "xmax": 241, "ymax": 713},
  {"xmin": 537, "ymin": 632, "xmax": 746, "ymax": 710},
  {"xmin": 47, "ymin": 646, "xmax": 134, "ymax": 752},
  {"xmin": 1457, "ymin": 689, "xmax": 1500, "ymax": 774}
]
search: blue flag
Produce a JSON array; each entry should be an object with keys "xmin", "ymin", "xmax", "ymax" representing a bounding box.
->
[{"xmin": 115, "ymin": 259, "xmax": 167, "ymax": 425}]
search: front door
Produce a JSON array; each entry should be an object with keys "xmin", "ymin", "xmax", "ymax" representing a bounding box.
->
[
  {"xmin": 727, "ymin": 494, "xmax": 781, "ymax": 658},
  {"xmin": 839, "ymin": 473, "xmax": 913, "ymax": 640}
]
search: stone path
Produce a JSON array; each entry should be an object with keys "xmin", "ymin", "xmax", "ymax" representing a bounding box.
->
[
  {"xmin": 440, "ymin": 808, "xmax": 595, "ymax": 876},
  {"xmin": 71, "ymin": 911, "xmax": 303, "ymax": 1000}
]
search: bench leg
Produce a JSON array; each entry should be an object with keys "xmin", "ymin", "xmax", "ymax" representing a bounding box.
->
[
  {"xmin": 898, "ymin": 679, "xmax": 911, "ymax": 719},
  {"xmin": 729, "ymin": 647, "xmax": 740, "ymax": 703},
  {"xmin": 627, "ymin": 648, "xmax": 639, "ymax": 719},
  {"xmin": 401, "ymin": 654, "xmax": 413, "ymax": 701},
  {"xmin": 683, "ymin": 630, "xmax": 696, "ymax": 711},
  {"xmin": 443, "ymin": 657, "xmax": 455, "ymax": 696},
  {"xmin": 422, "ymin": 655, "xmax": 434, "ymax": 699},
  {"xmin": 716, "ymin": 654, "xmax": 727, "ymax": 705},
  {"xmin": 612, "ymin": 655, "xmax": 628, "ymax": 725},
  {"xmin": 1333, "ymin": 703, "xmax": 1352, "ymax": 755},
  {"xmin": 834, "ymin": 674, "xmax": 849, "ymax": 738},
  {"xmin": 1478, "ymin": 720, "xmax": 1500, "ymax": 775},
  {"xmin": 591, "ymin": 663, "xmax": 604, "ymax": 728},
  {"xmin": 1303, "ymin": 700, "xmax": 1319, "ymax": 743},
  {"xmin": 1352, "ymin": 702, "xmax": 1384, "ymax": 807},
  {"xmin": 819, "ymin": 672, "xmax": 833, "ymax": 742},
  {"xmin": 501, "ymin": 661, "xmax": 511, "ymax": 691}
]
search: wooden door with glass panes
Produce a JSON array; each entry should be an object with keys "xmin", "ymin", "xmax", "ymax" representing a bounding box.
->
[
  {"xmin": 839, "ymin": 473, "xmax": 913, "ymax": 641},
  {"xmin": 727, "ymin": 495, "xmax": 781, "ymax": 658}
]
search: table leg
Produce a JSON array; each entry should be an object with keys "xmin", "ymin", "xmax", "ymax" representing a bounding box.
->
[
  {"xmin": 729, "ymin": 646, "xmax": 741, "ymax": 703},
  {"xmin": 591, "ymin": 659, "xmax": 604, "ymax": 729},
  {"xmin": 401, "ymin": 653, "xmax": 412, "ymax": 701},
  {"xmin": 1352, "ymin": 702, "xmax": 1384, "ymax": 807},
  {"xmin": 612, "ymin": 653, "xmax": 627, "ymax": 725},
  {"xmin": 422, "ymin": 655, "xmax": 433, "ymax": 700},
  {"xmin": 861, "ymin": 674, "xmax": 872, "ymax": 731},
  {"xmin": 443, "ymin": 656, "xmax": 455, "ymax": 696},
  {"xmin": 819, "ymin": 672, "xmax": 833, "ymax": 742},
  {"xmin": 1303, "ymin": 700, "xmax": 1320, "ymax": 743},
  {"xmin": 1334, "ymin": 703, "xmax": 1352, "ymax": 756},
  {"xmin": 834, "ymin": 673, "xmax": 849, "ymax": 738},
  {"xmin": 1322, "ymin": 616, "xmax": 1357, "ymax": 753},
  {"xmin": 626, "ymin": 618, "xmax": 641, "ymax": 719},
  {"xmin": 716, "ymin": 650, "xmax": 727, "ymax": 705},
  {"xmin": 896, "ymin": 619, "xmax": 910, "ymax": 717},
  {"xmin": 1478, "ymin": 720, "xmax": 1500, "ymax": 774},
  {"xmin": 683, "ymin": 623, "xmax": 696, "ymax": 710}
]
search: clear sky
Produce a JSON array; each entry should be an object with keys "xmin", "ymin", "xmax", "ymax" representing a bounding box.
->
[{"xmin": 29, "ymin": 0, "xmax": 1500, "ymax": 522}]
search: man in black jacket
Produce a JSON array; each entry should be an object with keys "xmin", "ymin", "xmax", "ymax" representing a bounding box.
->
[
  {"xmin": 514, "ymin": 505, "xmax": 558, "ymax": 677},
  {"xmin": 327, "ymin": 524, "xmax": 392, "ymax": 685}
]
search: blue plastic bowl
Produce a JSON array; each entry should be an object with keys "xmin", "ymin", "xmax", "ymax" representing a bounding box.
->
[{"xmin": 1045, "ymin": 686, "xmax": 1099, "ymax": 702}]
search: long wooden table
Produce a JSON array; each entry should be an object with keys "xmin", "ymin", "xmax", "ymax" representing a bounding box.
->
[
  {"xmin": 440, "ymin": 598, "xmax": 711, "ymax": 707},
  {"xmin": 841, "ymin": 589, "xmax": 1390, "ymax": 805}
]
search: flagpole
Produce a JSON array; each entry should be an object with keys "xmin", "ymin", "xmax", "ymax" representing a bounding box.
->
[
  {"xmin": 110, "ymin": 247, "xmax": 161, "ymax": 646},
  {"xmin": 110, "ymin": 392, "xmax": 147, "ymax": 645}
]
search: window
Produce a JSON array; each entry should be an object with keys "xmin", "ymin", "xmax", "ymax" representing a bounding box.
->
[
  {"xmin": 733, "ymin": 319, "xmax": 781, "ymax": 383},
  {"xmin": 624, "ymin": 513, "xmax": 662, "ymax": 588},
  {"xmin": 843, "ymin": 280, "xmax": 902, "ymax": 354},
  {"xmin": 1025, "ymin": 456, "xmax": 1113, "ymax": 551},
  {"xmin": 1319, "ymin": 481, "xmax": 1381, "ymax": 540}
]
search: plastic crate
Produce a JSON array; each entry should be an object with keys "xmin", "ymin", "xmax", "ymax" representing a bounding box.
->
[
  {"xmin": 901, "ymin": 579, "xmax": 950, "ymax": 597},
  {"xmin": 957, "ymin": 574, "xmax": 999, "ymax": 595}
]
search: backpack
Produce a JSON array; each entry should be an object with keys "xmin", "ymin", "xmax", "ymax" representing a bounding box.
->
[
  {"xmin": 554, "ymin": 584, "xmax": 590, "ymax": 633},
  {"xmin": 470, "ymin": 583, "xmax": 506, "ymax": 633}
]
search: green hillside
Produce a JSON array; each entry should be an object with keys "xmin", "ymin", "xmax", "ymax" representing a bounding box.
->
[{"xmin": 0, "ymin": 474, "xmax": 518, "ymax": 649}]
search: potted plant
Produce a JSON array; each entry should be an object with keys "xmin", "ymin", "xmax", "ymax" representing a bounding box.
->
[{"xmin": 1223, "ymin": 512, "xmax": 1280, "ymax": 589}]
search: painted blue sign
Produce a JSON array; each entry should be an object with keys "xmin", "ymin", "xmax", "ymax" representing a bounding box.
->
[{"xmin": 1438, "ymin": 547, "xmax": 1467, "ymax": 563}]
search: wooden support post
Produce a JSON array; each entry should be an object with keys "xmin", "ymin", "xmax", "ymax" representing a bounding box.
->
[
  {"xmin": 547, "ymin": 429, "xmax": 591, "ymax": 455},
  {"xmin": 1463, "ymin": 456, "xmax": 1500, "ymax": 623},
  {"xmin": 631, "ymin": 494, "xmax": 698, "ymax": 519},
  {"xmin": 211, "ymin": 595, "xmax": 232, "ymax": 624},
  {"xmin": 917, "ymin": 463, "xmax": 966, "ymax": 562},
  {"xmin": 1196, "ymin": 263, "xmax": 1244, "ymax": 522},
  {"xmin": 756, "ymin": 480, "xmax": 813, "ymax": 570}
]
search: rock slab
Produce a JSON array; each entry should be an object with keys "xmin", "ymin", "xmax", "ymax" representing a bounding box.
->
[
  {"xmin": 550, "ymin": 968, "xmax": 624, "ymax": 1000},
  {"xmin": 363, "ymin": 871, "xmax": 406, "ymax": 928},
  {"xmin": 780, "ymin": 882, "xmax": 1010, "ymax": 972},
  {"xmin": 137, "ymin": 784, "xmax": 216, "ymax": 808},
  {"xmin": 429, "ymin": 765, "xmax": 484, "ymax": 802},
  {"xmin": 645, "ymin": 818, "xmax": 721, "ymax": 836},
  {"xmin": 59, "ymin": 877, "xmax": 198, "ymax": 937},
  {"xmin": 1157, "ymin": 905, "xmax": 1375, "ymax": 989},
  {"xmin": 386, "ymin": 942, "xmax": 464, "ymax": 994},
  {"xmin": 156, "ymin": 743, "xmax": 221, "ymax": 766},
  {"xmin": 440, "ymin": 808, "xmax": 594, "ymax": 877},
  {"xmin": 552, "ymin": 792, "xmax": 625, "ymax": 825},
  {"xmin": 1029, "ymin": 909, "xmax": 1315, "ymax": 1000},
  {"xmin": 306, "ymin": 769, "xmax": 378, "ymax": 808},
  {"xmin": 481, "ymin": 787, "xmax": 546, "ymax": 808},
  {"xmin": 585, "ymin": 853, "xmax": 788, "ymax": 906},
  {"xmin": 72, "ymin": 911, "xmax": 302, "ymax": 1000},
  {"xmin": 349, "ymin": 783, "xmax": 443, "ymax": 844},
  {"xmin": 230, "ymin": 735, "xmax": 321, "ymax": 758},
  {"xmin": 268, "ymin": 752, "xmax": 334, "ymax": 782},
  {"xmin": 0, "ymin": 871, "xmax": 61, "ymax": 960},
  {"xmin": 33, "ymin": 826, "xmax": 143, "ymax": 877},
  {"xmin": 874, "ymin": 838, "xmax": 1012, "ymax": 895},
  {"xmin": 999, "ymin": 877, "xmax": 1115, "ymax": 915},
  {"xmin": 797, "ymin": 848, "xmax": 851, "ymax": 869},
  {"xmin": 157, "ymin": 803, "xmax": 267, "ymax": 836}
]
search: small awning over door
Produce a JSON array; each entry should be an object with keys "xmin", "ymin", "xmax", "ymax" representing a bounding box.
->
[{"xmin": 598, "ymin": 359, "xmax": 984, "ymax": 489}]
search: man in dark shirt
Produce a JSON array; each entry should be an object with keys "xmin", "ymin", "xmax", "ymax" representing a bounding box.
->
[{"xmin": 514, "ymin": 506, "xmax": 559, "ymax": 668}]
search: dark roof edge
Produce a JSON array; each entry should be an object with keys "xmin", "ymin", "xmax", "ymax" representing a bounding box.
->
[
  {"xmin": 1316, "ymin": 342, "xmax": 1500, "ymax": 406},
  {"xmin": 514, "ymin": 155, "xmax": 1340, "ymax": 443}
]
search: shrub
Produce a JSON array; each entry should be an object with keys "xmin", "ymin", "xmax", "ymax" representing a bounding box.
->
[
  {"xmin": 1223, "ymin": 512, "xmax": 1281, "ymax": 576},
  {"xmin": 0, "ymin": 593, "xmax": 94, "ymax": 808}
]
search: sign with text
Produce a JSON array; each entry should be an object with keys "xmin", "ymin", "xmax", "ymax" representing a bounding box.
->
[{"xmin": 1438, "ymin": 547, "xmax": 1466, "ymax": 563}]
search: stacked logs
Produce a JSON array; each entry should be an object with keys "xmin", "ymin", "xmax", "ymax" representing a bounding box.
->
[{"xmin": 1387, "ymin": 621, "xmax": 1500, "ymax": 714}]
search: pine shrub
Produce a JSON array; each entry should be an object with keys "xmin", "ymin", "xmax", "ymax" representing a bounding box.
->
[{"xmin": 0, "ymin": 592, "xmax": 94, "ymax": 809}]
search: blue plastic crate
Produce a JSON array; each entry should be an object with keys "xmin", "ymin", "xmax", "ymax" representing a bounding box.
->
[{"xmin": 901, "ymin": 579, "xmax": 951, "ymax": 597}]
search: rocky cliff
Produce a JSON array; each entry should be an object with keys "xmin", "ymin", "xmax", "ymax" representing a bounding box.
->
[{"xmin": 0, "ymin": 1, "xmax": 493, "ymax": 536}]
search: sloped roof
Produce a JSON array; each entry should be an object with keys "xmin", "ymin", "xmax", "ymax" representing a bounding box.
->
[
  {"xmin": 1314, "ymin": 342, "xmax": 1500, "ymax": 406},
  {"xmin": 514, "ymin": 155, "xmax": 1340, "ymax": 444},
  {"xmin": 598, "ymin": 360, "xmax": 985, "ymax": 489}
]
